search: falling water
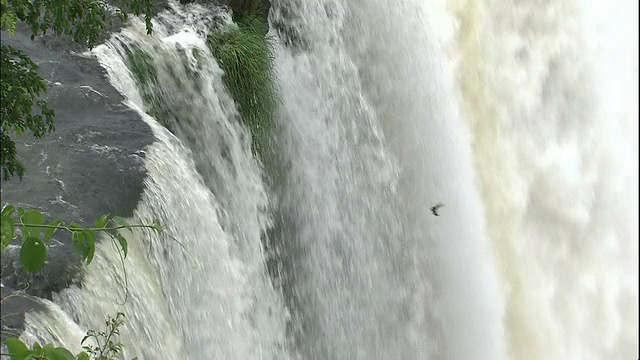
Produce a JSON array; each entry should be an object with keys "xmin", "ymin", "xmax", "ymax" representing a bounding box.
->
[
  {"xmin": 270, "ymin": 0, "xmax": 505, "ymax": 358},
  {"xmin": 450, "ymin": 0, "xmax": 638, "ymax": 358}
]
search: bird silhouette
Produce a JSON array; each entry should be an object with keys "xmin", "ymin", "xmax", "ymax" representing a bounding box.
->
[{"xmin": 430, "ymin": 203, "xmax": 444, "ymax": 216}]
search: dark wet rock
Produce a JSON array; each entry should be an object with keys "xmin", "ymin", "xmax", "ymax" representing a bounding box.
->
[
  {"xmin": 1, "ymin": 245, "xmax": 83, "ymax": 301},
  {"xmin": 1, "ymin": 24, "xmax": 153, "ymax": 339},
  {"xmin": 1, "ymin": 27, "xmax": 153, "ymax": 223},
  {"xmin": 0, "ymin": 284, "xmax": 47, "ymax": 342}
]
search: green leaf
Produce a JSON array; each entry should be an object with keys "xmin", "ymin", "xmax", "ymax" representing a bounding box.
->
[
  {"xmin": 69, "ymin": 222, "xmax": 83, "ymax": 231},
  {"xmin": 1, "ymin": 215, "xmax": 15, "ymax": 248},
  {"xmin": 43, "ymin": 219, "xmax": 64, "ymax": 244},
  {"xmin": 1, "ymin": 204, "xmax": 15, "ymax": 217},
  {"xmin": 42, "ymin": 345, "xmax": 75, "ymax": 360},
  {"xmin": 72, "ymin": 231, "xmax": 83, "ymax": 255},
  {"xmin": 20, "ymin": 236, "xmax": 47, "ymax": 271},
  {"xmin": 76, "ymin": 352, "xmax": 91, "ymax": 360},
  {"xmin": 69, "ymin": 222, "xmax": 86, "ymax": 255},
  {"xmin": 116, "ymin": 233, "xmax": 128, "ymax": 258},
  {"xmin": 111, "ymin": 216, "xmax": 130, "ymax": 229},
  {"xmin": 82, "ymin": 230, "xmax": 96, "ymax": 264},
  {"xmin": 21, "ymin": 209, "xmax": 44, "ymax": 239},
  {"xmin": 32, "ymin": 342, "xmax": 42, "ymax": 352},
  {"xmin": 71, "ymin": 231, "xmax": 86, "ymax": 259},
  {"xmin": 5, "ymin": 338, "xmax": 32, "ymax": 359},
  {"xmin": 95, "ymin": 214, "xmax": 109, "ymax": 229}
]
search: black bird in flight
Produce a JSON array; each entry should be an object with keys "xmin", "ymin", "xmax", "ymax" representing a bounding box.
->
[{"xmin": 430, "ymin": 203, "xmax": 444, "ymax": 216}]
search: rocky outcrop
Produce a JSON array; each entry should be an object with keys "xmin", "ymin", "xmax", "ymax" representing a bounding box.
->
[{"xmin": 1, "ymin": 25, "xmax": 154, "ymax": 340}]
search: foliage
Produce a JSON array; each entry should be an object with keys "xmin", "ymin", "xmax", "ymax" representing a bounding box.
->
[
  {"xmin": 124, "ymin": 46, "xmax": 172, "ymax": 128},
  {"xmin": 79, "ymin": 313, "xmax": 130, "ymax": 360},
  {"xmin": 0, "ymin": 205, "xmax": 161, "ymax": 357},
  {"xmin": 2, "ymin": 313, "xmax": 134, "ymax": 360},
  {"xmin": 4, "ymin": 338, "xmax": 75, "ymax": 360},
  {"xmin": 127, "ymin": 48, "xmax": 157, "ymax": 88},
  {"xmin": 0, "ymin": 208, "xmax": 162, "ymax": 359},
  {"xmin": 0, "ymin": 0, "xmax": 155, "ymax": 181},
  {"xmin": 0, "ymin": 0, "xmax": 154, "ymax": 46},
  {"xmin": 0, "ymin": 44, "xmax": 55, "ymax": 180},
  {"xmin": 206, "ymin": 11, "xmax": 278, "ymax": 156},
  {"xmin": 1, "ymin": 204, "xmax": 163, "ymax": 272}
]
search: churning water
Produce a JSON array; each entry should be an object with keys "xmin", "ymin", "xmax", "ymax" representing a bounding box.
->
[{"xmin": 18, "ymin": 0, "xmax": 637, "ymax": 359}]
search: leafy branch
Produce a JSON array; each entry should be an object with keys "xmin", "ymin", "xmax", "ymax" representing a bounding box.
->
[
  {"xmin": 1, "ymin": 204, "xmax": 163, "ymax": 272},
  {"xmin": 80, "ymin": 313, "xmax": 130, "ymax": 360}
]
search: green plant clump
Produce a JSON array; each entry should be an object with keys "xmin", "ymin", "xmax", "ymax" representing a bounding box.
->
[
  {"xmin": 125, "ymin": 47, "xmax": 172, "ymax": 128},
  {"xmin": 206, "ymin": 13, "xmax": 278, "ymax": 156},
  {"xmin": 127, "ymin": 48, "xmax": 157, "ymax": 88}
]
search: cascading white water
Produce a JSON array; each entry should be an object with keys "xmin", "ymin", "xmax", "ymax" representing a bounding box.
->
[
  {"xmin": 271, "ymin": 0, "xmax": 505, "ymax": 359},
  {"xmin": 15, "ymin": 0, "xmax": 637, "ymax": 359},
  {"xmin": 449, "ymin": 0, "xmax": 638, "ymax": 358}
]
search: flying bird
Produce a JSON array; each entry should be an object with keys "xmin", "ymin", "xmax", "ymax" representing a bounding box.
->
[{"xmin": 430, "ymin": 203, "xmax": 444, "ymax": 216}]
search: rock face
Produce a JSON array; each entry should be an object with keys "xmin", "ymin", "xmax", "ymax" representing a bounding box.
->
[{"xmin": 1, "ymin": 25, "xmax": 154, "ymax": 339}]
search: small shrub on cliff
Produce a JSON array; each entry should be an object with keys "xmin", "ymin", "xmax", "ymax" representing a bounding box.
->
[
  {"xmin": 128, "ymin": 48, "xmax": 158, "ymax": 87},
  {"xmin": 206, "ymin": 11, "xmax": 278, "ymax": 156},
  {"xmin": 125, "ymin": 46, "xmax": 174, "ymax": 128}
]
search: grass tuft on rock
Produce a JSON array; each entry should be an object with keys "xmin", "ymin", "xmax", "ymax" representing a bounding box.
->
[
  {"xmin": 207, "ymin": 13, "xmax": 278, "ymax": 157},
  {"xmin": 127, "ymin": 47, "xmax": 157, "ymax": 88},
  {"xmin": 125, "ymin": 46, "xmax": 174, "ymax": 129}
]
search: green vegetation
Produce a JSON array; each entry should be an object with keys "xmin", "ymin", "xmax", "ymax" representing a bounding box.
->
[
  {"xmin": 1, "ymin": 205, "xmax": 163, "ymax": 271},
  {"xmin": 124, "ymin": 46, "xmax": 173, "ymax": 128},
  {"xmin": 0, "ymin": 44, "xmax": 55, "ymax": 180},
  {"xmin": 207, "ymin": 11, "xmax": 278, "ymax": 157},
  {"xmin": 3, "ymin": 338, "xmax": 76, "ymax": 360},
  {"xmin": 127, "ymin": 48, "xmax": 158, "ymax": 88},
  {"xmin": 0, "ymin": 205, "xmax": 162, "ymax": 359},
  {"xmin": 80, "ymin": 313, "xmax": 129, "ymax": 360}
]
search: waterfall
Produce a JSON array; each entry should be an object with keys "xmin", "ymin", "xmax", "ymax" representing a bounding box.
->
[
  {"xmin": 270, "ymin": 0, "xmax": 504, "ymax": 358},
  {"xmin": 450, "ymin": 0, "xmax": 638, "ymax": 358},
  {"xmin": 15, "ymin": 0, "xmax": 637, "ymax": 359}
]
